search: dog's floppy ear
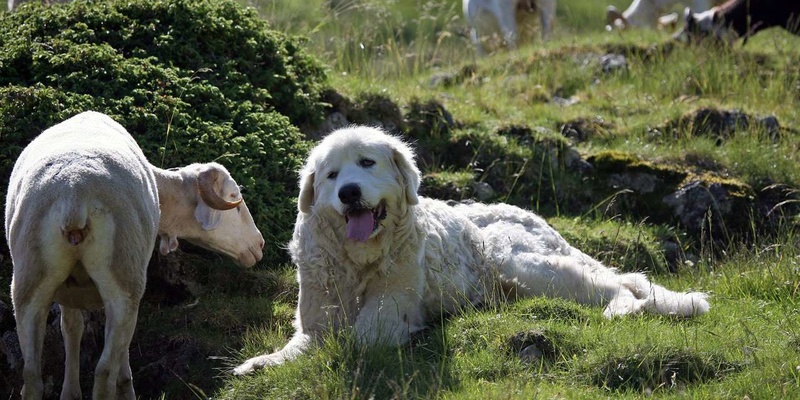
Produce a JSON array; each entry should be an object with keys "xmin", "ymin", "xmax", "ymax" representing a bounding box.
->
[
  {"xmin": 298, "ymin": 170, "xmax": 315, "ymax": 213},
  {"xmin": 390, "ymin": 140, "xmax": 420, "ymax": 205}
]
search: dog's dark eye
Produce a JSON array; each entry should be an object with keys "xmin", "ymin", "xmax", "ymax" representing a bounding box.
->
[
  {"xmin": 327, "ymin": 171, "xmax": 338, "ymax": 180},
  {"xmin": 359, "ymin": 158, "xmax": 375, "ymax": 168}
]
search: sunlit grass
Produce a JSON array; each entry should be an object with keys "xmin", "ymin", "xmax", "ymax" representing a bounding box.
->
[{"xmin": 207, "ymin": 1, "xmax": 800, "ymax": 399}]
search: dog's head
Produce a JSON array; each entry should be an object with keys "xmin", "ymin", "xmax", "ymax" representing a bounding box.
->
[{"xmin": 297, "ymin": 126, "xmax": 420, "ymax": 242}]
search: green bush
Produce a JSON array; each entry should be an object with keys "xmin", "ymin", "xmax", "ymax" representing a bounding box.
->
[{"xmin": 0, "ymin": 0, "xmax": 328, "ymax": 264}]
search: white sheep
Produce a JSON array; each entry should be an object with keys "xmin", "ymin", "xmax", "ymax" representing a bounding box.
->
[{"xmin": 4, "ymin": 111, "xmax": 265, "ymax": 399}]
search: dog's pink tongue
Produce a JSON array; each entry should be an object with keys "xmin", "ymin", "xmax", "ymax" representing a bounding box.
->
[{"xmin": 346, "ymin": 211, "xmax": 374, "ymax": 242}]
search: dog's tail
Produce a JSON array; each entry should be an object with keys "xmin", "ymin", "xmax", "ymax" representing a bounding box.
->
[{"xmin": 606, "ymin": 273, "xmax": 709, "ymax": 318}]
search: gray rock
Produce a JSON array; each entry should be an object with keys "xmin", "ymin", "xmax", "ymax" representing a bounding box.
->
[
  {"xmin": 756, "ymin": 114, "xmax": 780, "ymax": 140},
  {"xmin": 519, "ymin": 344, "xmax": 543, "ymax": 363},
  {"xmin": 608, "ymin": 172, "xmax": 659, "ymax": 194},
  {"xmin": 662, "ymin": 181, "xmax": 734, "ymax": 233},
  {"xmin": 600, "ymin": 53, "xmax": 627, "ymax": 74},
  {"xmin": 471, "ymin": 182, "xmax": 496, "ymax": 202}
]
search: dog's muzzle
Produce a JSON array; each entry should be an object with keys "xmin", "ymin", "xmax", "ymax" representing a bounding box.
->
[{"xmin": 344, "ymin": 200, "xmax": 387, "ymax": 242}]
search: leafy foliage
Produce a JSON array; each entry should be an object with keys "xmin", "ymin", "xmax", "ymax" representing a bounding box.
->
[{"xmin": 0, "ymin": 0, "xmax": 328, "ymax": 263}]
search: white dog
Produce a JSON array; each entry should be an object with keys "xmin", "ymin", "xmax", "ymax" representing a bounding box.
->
[
  {"xmin": 463, "ymin": 0, "xmax": 556, "ymax": 54},
  {"xmin": 233, "ymin": 126, "xmax": 709, "ymax": 375}
]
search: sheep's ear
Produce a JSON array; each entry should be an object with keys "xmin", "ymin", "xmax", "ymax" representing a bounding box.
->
[
  {"xmin": 159, "ymin": 234, "xmax": 179, "ymax": 255},
  {"xmin": 298, "ymin": 171, "xmax": 315, "ymax": 213},
  {"xmin": 391, "ymin": 144, "xmax": 420, "ymax": 206},
  {"xmin": 195, "ymin": 200, "xmax": 223, "ymax": 230}
]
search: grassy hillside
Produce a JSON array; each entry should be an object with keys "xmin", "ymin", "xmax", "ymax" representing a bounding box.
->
[
  {"xmin": 2, "ymin": 0, "xmax": 800, "ymax": 398},
  {"xmin": 217, "ymin": 1, "xmax": 800, "ymax": 399}
]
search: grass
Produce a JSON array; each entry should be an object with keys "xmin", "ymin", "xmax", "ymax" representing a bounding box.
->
[
  {"xmin": 4, "ymin": 0, "xmax": 800, "ymax": 398},
  {"xmin": 217, "ymin": 234, "xmax": 800, "ymax": 398},
  {"xmin": 196, "ymin": 0, "xmax": 800, "ymax": 398}
]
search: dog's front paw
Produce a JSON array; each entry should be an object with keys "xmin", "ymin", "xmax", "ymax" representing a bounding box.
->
[{"xmin": 232, "ymin": 354, "xmax": 283, "ymax": 376}]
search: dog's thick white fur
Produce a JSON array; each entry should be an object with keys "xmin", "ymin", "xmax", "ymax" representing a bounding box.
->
[
  {"xmin": 463, "ymin": 0, "xmax": 556, "ymax": 54},
  {"xmin": 233, "ymin": 126, "xmax": 709, "ymax": 375}
]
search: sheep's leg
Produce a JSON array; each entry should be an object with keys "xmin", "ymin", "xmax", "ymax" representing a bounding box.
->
[
  {"xmin": 60, "ymin": 305, "xmax": 84, "ymax": 400},
  {"xmin": 14, "ymin": 300, "xmax": 49, "ymax": 400},
  {"xmin": 538, "ymin": 0, "xmax": 556, "ymax": 39},
  {"xmin": 495, "ymin": 4, "xmax": 519, "ymax": 49},
  {"xmin": 12, "ymin": 257, "xmax": 70, "ymax": 400},
  {"xmin": 92, "ymin": 296, "xmax": 139, "ymax": 399},
  {"xmin": 116, "ymin": 350, "xmax": 135, "ymax": 400},
  {"xmin": 86, "ymin": 255, "xmax": 143, "ymax": 400},
  {"xmin": 470, "ymin": 28, "xmax": 486, "ymax": 55}
]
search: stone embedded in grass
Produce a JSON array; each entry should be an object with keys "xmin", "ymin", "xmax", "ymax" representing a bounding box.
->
[
  {"xmin": 506, "ymin": 330, "xmax": 557, "ymax": 364},
  {"xmin": 600, "ymin": 53, "xmax": 627, "ymax": 74},
  {"xmin": 427, "ymin": 64, "xmax": 479, "ymax": 88},
  {"xmin": 661, "ymin": 108, "xmax": 787, "ymax": 143},
  {"xmin": 559, "ymin": 116, "xmax": 614, "ymax": 143},
  {"xmin": 663, "ymin": 179, "xmax": 754, "ymax": 236}
]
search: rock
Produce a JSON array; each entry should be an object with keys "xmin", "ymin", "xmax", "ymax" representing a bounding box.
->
[
  {"xmin": 314, "ymin": 111, "xmax": 350, "ymax": 139},
  {"xmin": 2, "ymin": 331, "xmax": 22, "ymax": 371},
  {"xmin": 755, "ymin": 114, "xmax": 780, "ymax": 140},
  {"xmin": 471, "ymin": 182, "xmax": 496, "ymax": 202},
  {"xmin": 506, "ymin": 330, "xmax": 557, "ymax": 363},
  {"xmin": 600, "ymin": 53, "xmax": 627, "ymax": 74},
  {"xmin": 427, "ymin": 64, "xmax": 478, "ymax": 88},
  {"xmin": 608, "ymin": 172, "xmax": 659, "ymax": 194},
  {"xmin": 563, "ymin": 148, "xmax": 593, "ymax": 175},
  {"xmin": 559, "ymin": 117, "xmax": 612, "ymax": 143},
  {"xmin": 662, "ymin": 180, "xmax": 746, "ymax": 235},
  {"xmin": 551, "ymin": 95, "xmax": 580, "ymax": 107},
  {"xmin": 519, "ymin": 344, "xmax": 544, "ymax": 364}
]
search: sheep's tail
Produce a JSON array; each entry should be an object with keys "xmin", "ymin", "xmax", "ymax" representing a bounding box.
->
[
  {"xmin": 621, "ymin": 273, "xmax": 710, "ymax": 317},
  {"xmin": 60, "ymin": 196, "xmax": 89, "ymax": 246}
]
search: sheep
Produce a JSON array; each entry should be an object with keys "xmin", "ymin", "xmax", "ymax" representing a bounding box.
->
[{"xmin": 4, "ymin": 111, "xmax": 265, "ymax": 399}]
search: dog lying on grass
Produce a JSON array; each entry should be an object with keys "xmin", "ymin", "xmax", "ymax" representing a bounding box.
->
[{"xmin": 234, "ymin": 126, "xmax": 709, "ymax": 375}]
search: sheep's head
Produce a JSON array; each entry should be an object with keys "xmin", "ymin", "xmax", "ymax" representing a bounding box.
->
[{"xmin": 160, "ymin": 162, "xmax": 264, "ymax": 268}]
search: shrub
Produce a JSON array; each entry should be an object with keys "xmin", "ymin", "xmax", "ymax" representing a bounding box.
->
[{"xmin": 0, "ymin": 0, "xmax": 328, "ymax": 264}]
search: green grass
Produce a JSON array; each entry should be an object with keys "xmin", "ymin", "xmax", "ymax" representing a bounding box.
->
[
  {"xmin": 191, "ymin": 1, "xmax": 800, "ymax": 398},
  {"xmin": 4, "ymin": 0, "xmax": 798, "ymax": 398}
]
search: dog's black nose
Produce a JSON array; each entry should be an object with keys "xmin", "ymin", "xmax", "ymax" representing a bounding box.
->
[{"xmin": 338, "ymin": 183, "xmax": 362, "ymax": 205}]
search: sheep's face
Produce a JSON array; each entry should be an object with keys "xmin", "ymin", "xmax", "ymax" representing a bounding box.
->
[{"xmin": 190, "ymin": 164, "xmax": 264, "ymax": 267}]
